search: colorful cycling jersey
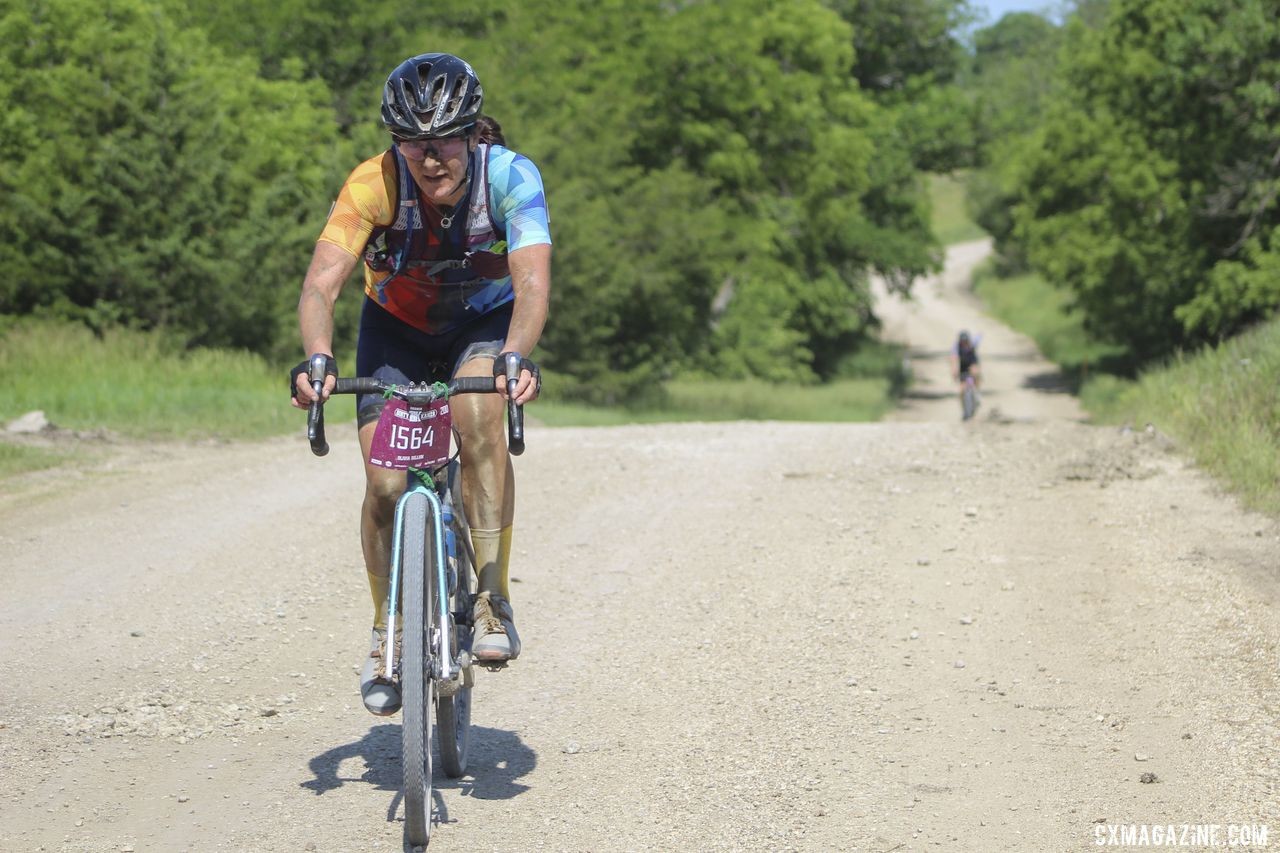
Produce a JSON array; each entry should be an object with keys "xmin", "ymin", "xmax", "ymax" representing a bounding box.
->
[{"xmin": 318, "ymin": 144, "xmax": 551, "ymax": 335}]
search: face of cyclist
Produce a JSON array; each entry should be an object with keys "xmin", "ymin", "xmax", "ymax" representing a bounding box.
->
[{"xmin": 395, "ymin": 133, "xmax": 472, "ymax": 206}]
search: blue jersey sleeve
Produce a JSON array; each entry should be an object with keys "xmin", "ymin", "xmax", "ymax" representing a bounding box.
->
[{"xmin": 487, "ymin": 146, "xmax": 551, "ymax": 252}]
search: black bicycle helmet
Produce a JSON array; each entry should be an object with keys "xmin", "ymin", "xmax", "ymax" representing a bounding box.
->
[{"xmin": 381, "ymin": 53, "xmax": 483, "ymax": 139}]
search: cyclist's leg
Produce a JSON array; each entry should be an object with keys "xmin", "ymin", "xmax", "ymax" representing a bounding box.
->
[
  {"xmin": 453, "ymin": 355, "xmax": 520, "ymax": 661},
  {"xmin": 352, "ymin": 298, "xmax": 452, "ymax": 713},
  {"xmin": 358, "ymin": 423, "xmax": 406, "ymax": 614},
  {"xmin": 447, "ymin": 306, "xmax": 521, "ymax": 661},
  {"xmin": 352, "ymin": 421, "xmax": 408, "ymax": 715},
  {"xmin": 452, "ymin": 352, "xmax": 513, "ymax": 543}
]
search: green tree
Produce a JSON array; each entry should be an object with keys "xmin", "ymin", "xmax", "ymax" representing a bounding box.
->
[
  {"xmin": 826, "ymin": 0, "xmax": 979, "ymax": 172},
  {"xmin": 630, "ymin": 0, "xmax": 938, "ymax": 380},
  {"xmin": 415, "ymin": 0, "xmax": 938, "ymax": 387},
  {"xmin": 0, "ymin": 0, "xmax": 349, "ymax": 352},
  {"xmin": 826, "ymin": 0, "xmax": 973, "ymax": 93},
  {"xmin": 1012, "ymin": 0, "xmax": 1280, "ymax": 358},
  {"xmin": 156, "ymin": 0, "xmax": 461, "ymax": 131},
  {"xmin": 962, "ymin": 10, "xmax": 1063, "ymax": 268},
  {"xmin": 1, "ymin": 0, "xmax": 946, "ymax": 391}
]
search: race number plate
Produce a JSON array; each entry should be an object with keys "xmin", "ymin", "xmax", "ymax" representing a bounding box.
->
[{"xmin": 368, "ymin": 398, "xmax": 452, "ymax": 469}]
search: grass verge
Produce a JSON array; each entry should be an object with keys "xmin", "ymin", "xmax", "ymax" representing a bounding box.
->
[
  {"xmin": 971, "ymin": 264, "xmax": 1130, "ymax": 389},
  {"xmin": 970, "ymin": 263, "xmax": 1280, "ymax": 515},
  {"xmin": 0, "ymin": 319, "xmax": 309, "ymax": 440},
  {"xmin": 536, "ymin": 377, "xmax": 896, "ymax": 427},
  {"xmin": 0, "ymin": 442, "xmax": 68, "ymax": 478},
  {"xmin": 929, "ymin": 172, "xmax": 987, "ymax": 246},
  {"xmin": 1, "ymin": 319, "xmax": 905, "ymax": 480},
  {"xmin": 1082, "ymin": 319, "xmax": 1280, "ymax": 515}
]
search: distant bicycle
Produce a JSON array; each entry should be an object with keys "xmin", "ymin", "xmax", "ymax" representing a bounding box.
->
[
  {"xmin": 949, "ymin": 329, "xmax": 982, "ymax": 421},
  {"xmin": 961, "ymin": 373, "xmax": 980, "ymax": 421},
  {"xmin": 302, "ymin": 355, "xmax": 527, "ymax": 848}
]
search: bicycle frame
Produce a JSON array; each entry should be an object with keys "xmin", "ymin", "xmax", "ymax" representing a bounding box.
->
[
  {"xmin": 301, "ymin": 364, "xmax": 528, "ymax": 845},
  {"xmin": 385, "ymin": 478, "xmax": 461, "ymax": 687}
]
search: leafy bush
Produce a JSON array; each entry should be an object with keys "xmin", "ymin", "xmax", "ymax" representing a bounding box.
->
[
  {"xmin": 0, "ymin": 0, "xmax": 350, "ymax": 356},
  {"xmin": 1010, "ymin": 0, "xmax": 1280, "ymax": 360}
]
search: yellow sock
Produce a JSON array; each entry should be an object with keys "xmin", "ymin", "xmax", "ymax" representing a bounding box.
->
[
  {"xmin": 471, "ymin": 526, "xmax": 513, "ymax": 600},
  {"xmin": 367, "ymin": 570, "xmax": 389, "ymax": 629}
]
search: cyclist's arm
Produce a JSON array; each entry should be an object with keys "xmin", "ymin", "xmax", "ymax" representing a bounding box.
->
[
  {"xmin": 294, "ymin": 241, "xmax": 360, "ymax": 405},
  {"xmin": 293, "ymin": 158, "xmax": 390, "ymax": 405},
  {"xmin": 502, "ymin": 242, "xmax": 551, "ymax": 404},
  {"xmin": 488, "ymin": 149, "xmax": 551, "ymax": 404}
]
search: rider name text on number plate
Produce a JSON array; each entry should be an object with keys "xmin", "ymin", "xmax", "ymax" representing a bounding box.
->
[{"xmin": 369, "ymin": 398, "xmax": 452, "ymax": 469}]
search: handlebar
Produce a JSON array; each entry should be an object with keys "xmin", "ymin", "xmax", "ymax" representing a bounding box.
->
[{"xmin": 305, "ymin": 360, "xmax": 525, "ymax": 458}]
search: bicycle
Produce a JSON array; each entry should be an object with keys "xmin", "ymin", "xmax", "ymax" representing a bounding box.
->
[
  {"xmin": 960, "ymin": 373, "xmax": 980, "ymax": 421},
  {"xmin": 302, "ymin": 354, "xmax": 526, "ymax": 848}
]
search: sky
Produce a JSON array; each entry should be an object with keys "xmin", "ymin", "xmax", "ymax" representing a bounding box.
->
[{"xmin": 969, "ymin": 0, "xmax": 1063, "ymax": 26}]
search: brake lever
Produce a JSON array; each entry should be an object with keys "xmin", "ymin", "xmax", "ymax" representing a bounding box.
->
[
  {"xmin": 503, "ymin": 352, "xmax": 526, "ymax": 456},
  {"xmin": 306, "ymin": 354, "xmax": 330, "ymax": 457}
]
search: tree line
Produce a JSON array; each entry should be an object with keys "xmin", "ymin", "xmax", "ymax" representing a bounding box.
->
[
  {"xmin": 0, "ymin": 0, "xmax": 977, "ymax": 399},
  {"xmin": 965, "ymin": 0, "xmax": 1280, "ymax": 366},
  {"xmin": 4, "ymin": 0, "xmax": 1273, "ymax": 395}
]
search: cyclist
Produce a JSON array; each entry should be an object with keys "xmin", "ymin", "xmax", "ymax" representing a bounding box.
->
[
  {"xmin": 948, "ymin": 329, "xmax": 981, "ymax": 409},
  {"xmin": 290, "ymin": 53, "xmax": 550, "ymax": 715}
]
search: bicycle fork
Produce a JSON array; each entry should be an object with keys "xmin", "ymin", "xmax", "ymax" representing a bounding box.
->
[{"xmin": 385, "ymin": 484, "xmax": 459, "ymax": 686}]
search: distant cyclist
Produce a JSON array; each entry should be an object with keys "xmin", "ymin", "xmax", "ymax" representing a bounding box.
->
[
  {"xmin": 290, "ymin": 53, "xmax": 550, "ymax": 715},
  {"xmin": 949, "ymin": 330, "xmax": 981, "ymax": 411}
]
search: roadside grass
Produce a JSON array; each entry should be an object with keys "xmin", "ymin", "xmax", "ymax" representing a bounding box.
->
[
  {"xmin": 536, "ymin": 376, "xmax": 896, "ymax": 426},
  {"xmin": 1081, "ymin": 318, "xmax": 1280, "ymax": 516},
  {"xmin": 929, "ymin": 172, "xmax": 986, "ymax": 246},
  {"xmin": 970, "ymin": 262, "xmax": 1280, "ymax": 516},
  {"xmin": 0, "ymin": 318, "xmax": 904, "ymax": 482},
  {"xmin": 537, "ymin": 338, "xmax": 908, "ymax": 426},
  {"xmin": 0, "ymin": 442, "xmax": 67, "ymax": 478},
  {"xmin": 0, "ymin": 320, "xmax": 313, "ymax": 440},
  {"xmin": 970, "ymin": 264, "xmax": 1130, "ymax": 388}
]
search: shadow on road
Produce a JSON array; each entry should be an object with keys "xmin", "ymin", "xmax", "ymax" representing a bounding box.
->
[
  {"xmin": 431, "ymin": 726, "xmax": 538, "ymax": 832},
  {"xmin": 300, "ymin": 723, "xmax": 536, "ymax": 801},
  {"xmin": 1021, "ymin": 370, "xmax": 1075, "ymax": 394},
  {"xmin": 900, "ymin": 388, "xmax": 964, "ymax": 402},
  {"xmin": 301, "ymin": 723, "xmax": 403, "ymax": 795}
]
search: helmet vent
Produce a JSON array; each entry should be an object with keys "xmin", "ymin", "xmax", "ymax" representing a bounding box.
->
[{"xmin": 443, "ymin": 78, "xmax": 469, "ymax": 125}]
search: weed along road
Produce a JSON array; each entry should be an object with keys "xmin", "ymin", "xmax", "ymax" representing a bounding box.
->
[{"xmin": 1, "ymin": 243, "xmax": 1277, "ymax": 851}]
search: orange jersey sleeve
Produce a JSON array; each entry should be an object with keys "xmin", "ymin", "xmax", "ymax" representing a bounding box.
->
[{"xmin": 317, "ymin": 154, "xmax": 396, "ymax": 258}]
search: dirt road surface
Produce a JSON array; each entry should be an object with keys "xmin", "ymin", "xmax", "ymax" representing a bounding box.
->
[{"xmin": 2, "ymin": 240, "xmax": 1277, "ymax": 852}]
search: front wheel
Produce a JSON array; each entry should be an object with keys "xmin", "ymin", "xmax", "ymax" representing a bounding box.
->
[
  {"xmin": 400, "ymin": 493, "xmax": 435, "ymax": 847},
  {"xmin": 961, "ymin": 379, "xmax": 979, "ymax": 421}
]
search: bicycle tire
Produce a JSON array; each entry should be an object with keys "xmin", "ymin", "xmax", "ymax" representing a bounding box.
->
[
  {"xmin": 436, "ymin": 478, "xmax": 473, "ymax": 778},
  {"xmin": 962, "ymin": 380, "xmax": 977, "ymax": 421},
  {"xmin": 400, "ymin": 492, "xmax": 434, "ymax": 847}
]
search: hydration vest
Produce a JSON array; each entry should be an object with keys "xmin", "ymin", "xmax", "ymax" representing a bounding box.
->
[{"xmin": 363, "ymin": 143, "xmax": 511, "ymax": 308}]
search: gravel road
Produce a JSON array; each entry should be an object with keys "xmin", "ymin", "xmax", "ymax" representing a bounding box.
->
[{"xmin": 1, "ymin": 241, "xmax": 1277, "ymax": 852}]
